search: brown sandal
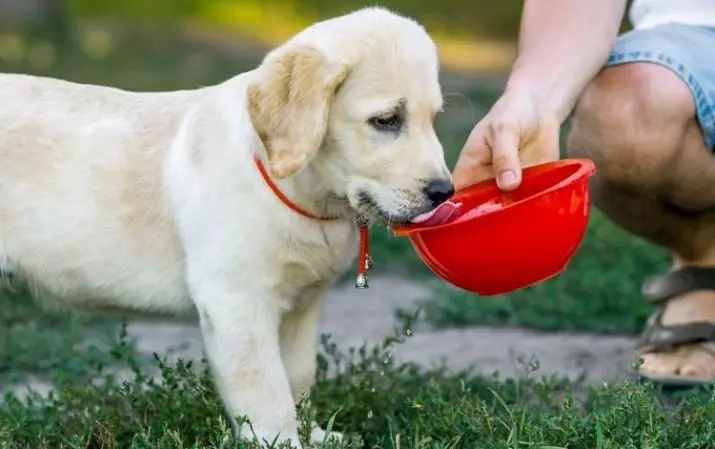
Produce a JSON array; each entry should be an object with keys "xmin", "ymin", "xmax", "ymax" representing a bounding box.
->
[{"xmin": 633, "ymin": 266, "xmax": 715, "ymax": 387}]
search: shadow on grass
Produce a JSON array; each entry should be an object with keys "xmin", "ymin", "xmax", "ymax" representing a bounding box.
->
[{"xmin": 0, "ymin": 283, "xmax": 123, "ymax": 383}]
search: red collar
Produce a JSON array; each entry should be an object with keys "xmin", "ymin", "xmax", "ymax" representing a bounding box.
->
[{"xmin": 253, "ymin": 156, "xmax": 372, "ymax": 288}]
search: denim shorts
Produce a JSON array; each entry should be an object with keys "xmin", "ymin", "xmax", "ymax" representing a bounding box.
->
[{"xmin": 605, "ymin": 22, "xmax": 715, "ymax": 150}]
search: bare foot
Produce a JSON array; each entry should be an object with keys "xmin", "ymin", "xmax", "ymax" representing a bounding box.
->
[{"xmin": 640, "ymin": 289, "xmax": 715, "ymax": 379}]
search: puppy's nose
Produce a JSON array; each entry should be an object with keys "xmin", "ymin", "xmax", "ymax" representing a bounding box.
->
[{"xmin": 423, "ymin": 178, "xmax": 455, "ymax": 206}]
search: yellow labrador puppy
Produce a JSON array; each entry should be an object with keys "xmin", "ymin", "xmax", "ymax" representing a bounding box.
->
[{"xmin": 0, "ymin": 6, "xmax": 452, "ymax": 447}]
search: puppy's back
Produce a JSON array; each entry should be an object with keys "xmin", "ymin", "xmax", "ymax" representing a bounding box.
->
[{"xmin": 0, "ymin": 74, "xmax": 198, "ymax": 313}]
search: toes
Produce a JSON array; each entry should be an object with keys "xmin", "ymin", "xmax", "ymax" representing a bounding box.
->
[
  {"xmin": 679, "ymin": 362, "xmax": 708, "ymax": 378},
  {"xmin": 639, "ymin": 286, "xmax": 715, "ymax": 380},
  {"xmin": 679, "ymin": 346, "xmax": 715, "ymax": 378},
  {"xmin": 640, "ymin": 351, "xmax": 680, "ymax": 374},
  {"xmin": 640, "ymin": 345, "xmax": 715, "ymax": 379}
]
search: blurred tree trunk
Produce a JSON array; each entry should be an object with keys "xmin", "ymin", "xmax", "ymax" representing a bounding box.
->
[{"xmin": 0, "ymin": 0, "xmax": 70, "ymax": 41}]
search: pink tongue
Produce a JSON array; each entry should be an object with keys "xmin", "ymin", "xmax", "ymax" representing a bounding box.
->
[{"xmin": 410, "ymin": 201, "xmax": 463, "ymax": 226}]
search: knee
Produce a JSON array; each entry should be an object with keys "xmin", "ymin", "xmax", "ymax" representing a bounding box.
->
[{"xmin": 565, "ymin": 63, "xmax": 695, "ymax": 192}]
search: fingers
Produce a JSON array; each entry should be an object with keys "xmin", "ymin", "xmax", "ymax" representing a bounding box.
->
[
  {"xmin": 452, "ymin": 124, "xmax": 494, "ymax": 191},
  {"xmin": 488, "ymin": 121, "xmax": 522, "ymax": 191},
  {"xmin": 452, "ymin": 94, "xmax": 560, "ymax": 192},
  {"xmin": 453, "ymin": 120, "xmax": 524, "ymax": 192}
]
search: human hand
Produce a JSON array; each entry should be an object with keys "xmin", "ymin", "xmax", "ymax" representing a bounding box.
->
[{"xmin": 452, "ymin": 90, "xmax": 561, "ymax": 191}]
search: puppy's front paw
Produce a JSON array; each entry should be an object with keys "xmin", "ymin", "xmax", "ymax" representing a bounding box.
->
[{"xmin": 310, "ymin": 423, "xmax": 343, "ymax": 445}]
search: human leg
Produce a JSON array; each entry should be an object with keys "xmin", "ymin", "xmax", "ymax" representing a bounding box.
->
[{"xmin": 566, "ymin": 23, "xmax": 715, "ymax": 384}]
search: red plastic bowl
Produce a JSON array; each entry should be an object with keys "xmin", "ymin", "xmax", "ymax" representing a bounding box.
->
[{"xmin": 393, "ymin": 158, "xmax": 596, "ymax": 296}]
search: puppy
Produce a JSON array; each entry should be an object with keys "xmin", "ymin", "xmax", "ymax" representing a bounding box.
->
[{"xmin": 0, "ymin": 6, "xmax": 451, "ymax": 447}]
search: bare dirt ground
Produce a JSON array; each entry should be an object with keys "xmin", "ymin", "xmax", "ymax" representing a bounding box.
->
[{"xmin": 129, "ymin": 275, "xmax": 636, "ymax": 382}]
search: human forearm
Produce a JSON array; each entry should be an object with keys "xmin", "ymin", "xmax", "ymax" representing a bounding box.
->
[{"xmin": 505, "ymin": 0, "xmax": 628, "ymax": 122}]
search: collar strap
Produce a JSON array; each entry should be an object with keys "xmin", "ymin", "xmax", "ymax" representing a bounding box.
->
[
  {"xmin": 253, "ymin": 156, "xmax": 373, "ymax": 288},
  {"xmin": 253, "ymin": 156, "xmax": 333, "ymax": 221}
]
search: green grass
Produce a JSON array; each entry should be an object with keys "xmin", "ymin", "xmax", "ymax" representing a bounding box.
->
[
  {"xmin": 0, "ymin": 281, "xmax": 125, "ymax": 383},
  {"xmin": 0, "ymin": 25, "xmax": 251, "ymax": 91},
  {"xmin": 66, "ymin": 0, "xmax": 524, "ymax": 40},
  {"xmin": 2, "ymin": 319, "xmax": 715, "ymax": 449}
]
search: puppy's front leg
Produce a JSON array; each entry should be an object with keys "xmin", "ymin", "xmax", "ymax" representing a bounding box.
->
[
  {"xmin": 280, "ymin": 287, "xmax": 343, "ymax": 444},
  {"xmin": 191, "ymin": 283, "xmax": 301, "ymax": 448}
]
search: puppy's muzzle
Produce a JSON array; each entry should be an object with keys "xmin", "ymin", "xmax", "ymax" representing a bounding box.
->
[{"xmin": 423, "ymin": 178, "xmax": 455, "ymax": 207}]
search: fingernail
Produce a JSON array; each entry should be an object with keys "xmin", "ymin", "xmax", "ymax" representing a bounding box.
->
[{"xmin": 498, "ymin": 170, "xmax": 516, "ymax": 188}]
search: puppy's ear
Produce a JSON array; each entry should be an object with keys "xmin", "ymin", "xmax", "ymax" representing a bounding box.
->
[{"xmin": 247, "ymin": 44, "xmax": 349, "ymax": 179}]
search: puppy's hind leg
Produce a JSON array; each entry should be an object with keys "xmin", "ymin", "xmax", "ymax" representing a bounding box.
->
[
  {"xmin": 190, "ymin": 280, "xmax": 302, "ymax": 448},
  {"xmin": 280, "ymin": 287, "xmax": 344, "ymax": 445}
]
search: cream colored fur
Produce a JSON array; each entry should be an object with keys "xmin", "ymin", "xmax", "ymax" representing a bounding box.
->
[{"xmin": 0, "ymin": 7, "xmax": 449, "ymax": 448}]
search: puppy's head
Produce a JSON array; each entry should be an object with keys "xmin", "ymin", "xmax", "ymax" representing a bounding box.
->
[{"xmin": 247, "ymin": 7, "xmax": 452, "ymax": 224}]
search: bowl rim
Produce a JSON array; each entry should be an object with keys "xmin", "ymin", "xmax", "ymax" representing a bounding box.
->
[{"xmin": 392, "ymin": 158, "xmax": 596, "ymax": 237}]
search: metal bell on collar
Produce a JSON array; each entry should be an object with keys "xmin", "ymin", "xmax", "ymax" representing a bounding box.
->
[
  {"xmin": 355, "ymin": 272, "xmax": 369, "ymax": 289},
  {"xmin": 355, "ymin": 214, "xmax": 371, "ymax": 289}
]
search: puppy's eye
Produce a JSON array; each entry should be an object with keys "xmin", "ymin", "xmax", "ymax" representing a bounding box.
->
[{"xmin": 368, "ymin": 114, "xmax": 402, "ymax": 131}]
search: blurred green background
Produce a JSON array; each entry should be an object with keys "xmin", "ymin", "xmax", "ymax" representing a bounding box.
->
[
  {"xmin": 1, "ymin": 0, "xmax": 525, "ymax": 77},
  {"xmin": 0, "ymin": 0, "xmax": 666, "ymax": 382}
]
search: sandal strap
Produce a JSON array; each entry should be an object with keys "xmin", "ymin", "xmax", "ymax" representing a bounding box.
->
[
  {"xmin": 636, "ymin": 313, "xmax": 715, "ymax": 352},
  {"xmin": 641, "ymin": 267, "xmax": 715, "ymax": 304}
]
